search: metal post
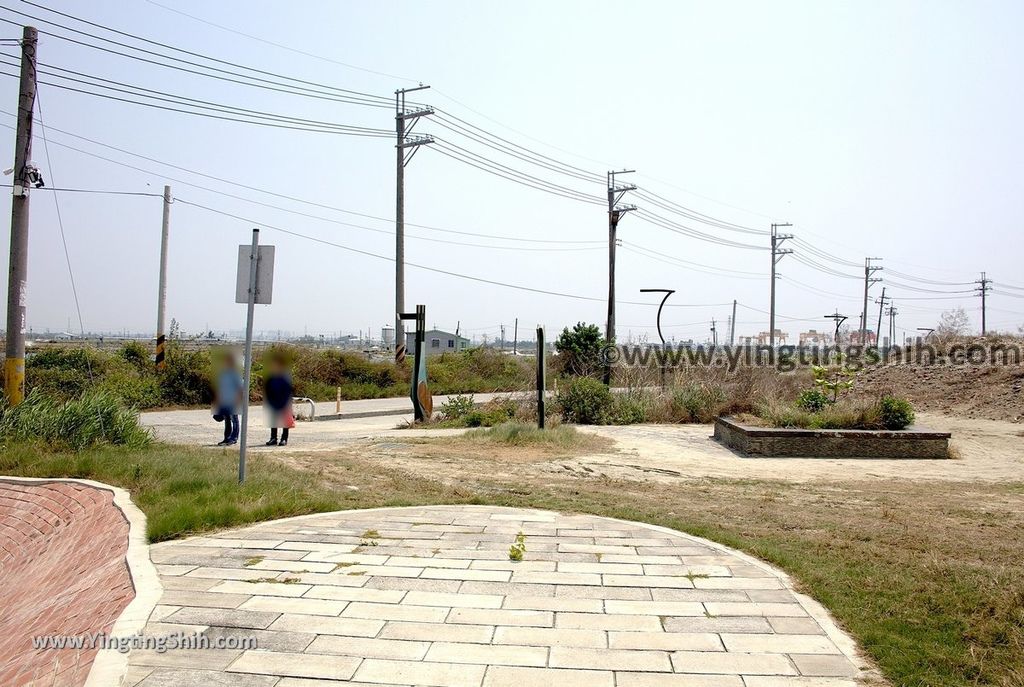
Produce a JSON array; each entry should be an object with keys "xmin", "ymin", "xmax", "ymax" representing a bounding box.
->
[
  {"xmin": 536, "ymin": 326, "xmax": 546, "ymax": 429},
  {"xmin": 155, "ymin": 185, "xmax": 171, "ymax": 371},
  {"xmin": 238, "ymin": 228, "xmax": 260, "ymax": 484},
  {"xmin": 4, "ymin": 26, "xmax": 37, "ymax": 406},
  {"xmin": 513, "ymin": 318, "xmax": 518, "ymax": 355}
]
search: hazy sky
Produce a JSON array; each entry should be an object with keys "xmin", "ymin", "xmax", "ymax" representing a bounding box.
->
[{"xmin": 1, "ymin": 0, "xmax": 1022, "ymax": 343}]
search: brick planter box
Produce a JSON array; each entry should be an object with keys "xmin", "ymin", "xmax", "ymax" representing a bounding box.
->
[{"xmin": 713, "ymin": 416, "xmax": 951, "ymax": 459}]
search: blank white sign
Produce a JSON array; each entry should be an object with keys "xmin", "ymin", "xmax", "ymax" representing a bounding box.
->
[{"xmin": 235, "ymin": 244, "xmax": 275, "ymax": 304}]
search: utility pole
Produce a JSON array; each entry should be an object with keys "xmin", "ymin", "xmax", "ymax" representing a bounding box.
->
[
  {"xmin": 730, "ymin": 299, "xmax": 737, "ymax": 345},
  {"xmin": 885, "ymin": 305, "xmax": 898, "ymax": 346},
  {"xmin": 769, "ymin": 223, "xmax": 793, "ymax": 348},
  {"xmin": 513, "ymin": 318, "xmax": 518, "ymax": 355},
  {"xmin": 710, "ymin": 319, "xmax": 717, "ymax": 346},
  {"xmin": 874, "ymin": 286, "xmax": 889, "ymax": 346},
  {"xmin": 155, "ymin": 185, "xmax": 171, "ymax": 371},
  {"xmin": 4, "ymin": 26, "xmax": 38, "ymax": 406},
  {"xmin": 394, "ymin": 84, "xmax": 433, "ymax": 363},
  {"xmin": 605, "ymin": 169, "xmax": 636, "ymax": 385},
  {"xmin": 975, "ymin": 271, "xmax": 992, "ymax": 335},
  {"xmin": 500, "ymin": 324, "xmax": 506, "ymax": 352},
  {"xmin": 860, "ymin": 257, "xmax": 883, "ymax": 345}
]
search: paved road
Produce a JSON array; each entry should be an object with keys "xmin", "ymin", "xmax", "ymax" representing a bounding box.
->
[{"xmin": 125, "ymin": 505, "xmax": 868, "ymax": 686}]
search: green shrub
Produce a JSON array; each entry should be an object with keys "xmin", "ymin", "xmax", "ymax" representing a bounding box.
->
[
  {"xmin": 554, "ymin": 322, "xmax": 605, "ymax": 378},
  {"xmin": 440, "ymin": 394, "xmax": 475, "ymax": 422},
  {"xmin": 796, "ymin": 388, "xmax": 831, "ymax": 412},
  {"xmin": 610, "ymin": 391, "xmax": 652, "ymax": 425},
  {"xmin": 558, "ymin": 377, "xmax": 613, "ymax": 424},
  {"xmin": 879, "ymin": 396, "xmax": 915, "ymax": 430},
  {"xmin": 670, "ymin": 383, "xmax": 727, "ymax": 423},
  {"xmin": 0, "ymin": 390, "xmax": 152, "ymax": 450}
]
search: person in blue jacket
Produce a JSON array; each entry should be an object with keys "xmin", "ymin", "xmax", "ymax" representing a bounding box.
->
[
  {"xmin": 264, "ymin": 351, "xmax": 294, "ymax": 446},
  {"xmin": 214, "ymin": 350, "xmax": 244, "ymax": 446}
]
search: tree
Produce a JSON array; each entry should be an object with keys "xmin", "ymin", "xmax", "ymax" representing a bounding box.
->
[
  {"xmin": 554, "ymin": 322, "xmax": 604, "ymax": 377},
  {"xmin": 935, "ymin": 308, "xmax": 970, "ymax": 337}
]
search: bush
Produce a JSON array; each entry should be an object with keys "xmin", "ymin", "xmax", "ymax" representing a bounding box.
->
[
  {"xmin": 557, "ymin": 377, "xmax": 613, "ymax": 424},
  {"xmin": 610, "ymin": 391, "xmax": 652, "ymax": 425},
  {"xmin": 670, "ymin": 383, "xmax": 727, "ymax": 423},
  {"xmin": 0, "ymin": 390, "xmax": 152, "ymax": 450},
  {"xmin": 754, "ymin": 397, "xmax": 883, "ymax": 430},
  {"xmin": 440, "ymin": 394, "xmax": 475, "ymax": 422},
  {"xmin": 879, "ymin": 396, "xmax": 915, "ymax": 430},
  {"xmin": 796, "ymin": 388, "xmax": 831, "ymax": 412},
  {"xmin": 554, "ymin": 322, "xmax": 605, "ymax": 378}
]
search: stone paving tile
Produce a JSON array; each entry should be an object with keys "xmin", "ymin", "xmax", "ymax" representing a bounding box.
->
[
  {"xmin": 162, "ymin": 607, "xmax": 280, "ymax": 630},
  {"xmin": 670, "ymin": 651, "xmax": 798, "ymax": 675},
  {"xmin": 303, "ymin": 585, "xmax": 405, "ymax": 603},
  {"xmin": 379, "ymin": 620, "xmax": 495, "ymax": 643},
  {"xmin": 425, "ymin": 641, "xmax": 548, "ymax": 666},
  {"xmin": 306, "ymin": 634, "xmax": 429, "ymax": 660},
  {"xmin": 608, "ymin": 631, "xmax": 723, "ymax": 651},
  {"xmin": 502, "ymin": 595, "xmax": 603, "ymax": 613},
  {"xmin": 721, "ymin": 633, "xmax": 841, "ymax": 654},
  {"xmin": 268, "ymin": 612, "xmax": 385, "ymax": 637},
  {"xmin": 202, "ymin": 625, "xmax": 315, "ymax": 652},
  {"xmin": 353, "ymin": 658, "xmax": 486, "ymax": 687},
  {"xmin": 227, "ymin": 649, "xmax": 361, "ymax": 680},
  {"xmin": 158, "ymin": 590, "xmax": 252, "ymax": 609},
  {"xmin": 768, "ymin": 617, "xmax": 826, "ymax": 635},
  {"xmin": 742, "ymin": 678, "xmax": 859, "ymax": 687},
  {"xmin": 616, "ymin": 674, "xmax": 744, "ymax": 686},
  {"xmin": 485, "ymin": 667, "xmax": 615, "ymax": 687},
  {"xmin": 493, "ymin": 626, "xmax": 607, "ymax": 648},
  {"xmin": 136, "ymin": 668, "xmax": 278, "ymax": 686},
  {"xmin": 127, "ymin": 506, "xmax": 863, "ymax": 686},
  {"xmin": 549, "ymin": 646, "xmax": 671, "ymax": 671},
  {"xmin": 239, "ymin": 595, "xmax": 348, "ymax": 616},
  {"xmin": 789, "ymin": 654, "xmax": 860, "ymax": 677}
]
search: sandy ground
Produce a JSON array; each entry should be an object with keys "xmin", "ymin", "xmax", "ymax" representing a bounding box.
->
[{"xmin": 142, "ymin": 408, "xmax": 1024, "ymax": 484}]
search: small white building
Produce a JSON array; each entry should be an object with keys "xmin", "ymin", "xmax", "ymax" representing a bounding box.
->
[{"xmin": 405, "ymin": 329, "xmax": 471, "ymax": 356}]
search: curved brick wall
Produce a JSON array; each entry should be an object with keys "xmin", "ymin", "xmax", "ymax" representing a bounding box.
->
[{"xmin": 0, "ymin": 481, "xmax": 135, "ymax": 687}]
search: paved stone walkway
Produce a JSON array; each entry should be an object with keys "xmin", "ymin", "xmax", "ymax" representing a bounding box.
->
[{"xmin": 125, "ymin": 506, "xmax": 869, "ymax": 686}]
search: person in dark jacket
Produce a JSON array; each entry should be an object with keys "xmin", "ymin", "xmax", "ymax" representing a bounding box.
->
[{"xmin": 264, "ymin": 352, "xmax": 294, "ymax": 446}]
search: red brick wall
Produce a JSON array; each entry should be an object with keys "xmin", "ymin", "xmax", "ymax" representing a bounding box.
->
[{"xmin": 0, "ymin": 481, "xmax": 135, "ymax": 686}]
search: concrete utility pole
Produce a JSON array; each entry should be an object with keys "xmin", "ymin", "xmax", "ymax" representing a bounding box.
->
[
  {"xmin": 769, "ymin": 223, "xmax": 793, "ymax": 348},
  {"xmin": 860, "ymin": 257, "xmax": 883, "ymax": 345},
  {"xmin": 976, "ymin": 271, "xmax": 992, "ymax": 335},
  {"xmin": 874, "ymin": 286, "xmax": 888, "ymax": 346},
  {"xmin": 710, "ymin": 319, "xmax": 718, "ymax": 346},
  {"xmin": 605, "ymin": 169, "xmax": 636, "ymax": 384},
  {"xmin": 730, "ymin": 299, "xmax": 737, "ymax": 345},
  {"xmin": 155, "ymin": 185, "xmax": 171, "ymax": 371},
  {"xmin": 513, "ymin": 318, "xmax": 518, "ymax": 355},
  {"xmin": 394, "ymin": 84, "xmax": 433, "ymax": 363},
  {"xmin": 4, "ymin": 26, "xmax": 38, "ymax": 406},
  {"xmin": 885, "ymin": 305, "xmax": 898, "ymax": 346}
]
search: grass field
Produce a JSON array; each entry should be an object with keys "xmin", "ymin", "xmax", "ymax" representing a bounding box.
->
[{"xmin": 2, "ymin": 438, "xmax": 1022, "ymax": 686}]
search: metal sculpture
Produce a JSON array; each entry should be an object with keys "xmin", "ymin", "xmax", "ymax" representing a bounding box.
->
[
  {"xmin": 399, "ymin": 305, "xmax": 432, "ymax": 421},
  {"xmin": 641, "ymin": 288, "xmax": 675, "ymax": 389}
]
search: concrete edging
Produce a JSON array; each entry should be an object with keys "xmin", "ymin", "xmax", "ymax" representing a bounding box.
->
[{"xmin": 0, "ymin": 476, "xmax": 162, "ymax": 687}]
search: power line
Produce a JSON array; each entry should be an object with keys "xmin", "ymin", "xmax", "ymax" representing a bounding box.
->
[
  {"xmin": 172, "ymin": 196, "xmax": 730, "ymax": 308},
  {"xmin": 3, "ymin": 3, "xmax": 394, "ymax": 105}
]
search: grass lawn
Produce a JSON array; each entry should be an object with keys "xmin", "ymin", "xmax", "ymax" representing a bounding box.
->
[{"xmin": 2, "ymin": 439, "xmax": 1022, "ymax": 686}]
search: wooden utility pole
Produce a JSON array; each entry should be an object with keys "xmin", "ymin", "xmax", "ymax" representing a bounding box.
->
[
  {"xmin": 155, "ymin": 185, "xmax": 171, "ymax": 370},
  {"xmin": 4, "ymin": 26, "xmax": 38, "ymax": 406}
]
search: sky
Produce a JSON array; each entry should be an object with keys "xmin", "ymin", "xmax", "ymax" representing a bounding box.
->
[{"xmin": 0, "ymin": 0, "xmax": 1022, "ymax": 344}]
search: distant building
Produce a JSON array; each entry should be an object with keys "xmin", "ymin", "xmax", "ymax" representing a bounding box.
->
[
  {"xmin": 848, "ymin": 330, "xmax": 877, "ymax": 346},
  {"xmin": 799, "ymin": 329, "xmax": 832, "ymax": 346},
  {"xmin": 405, "ymin": 329, "xmax": 471, "ymax": 356},
  {"xmin": 754, "ymin": 330, "xmax": 788, "ymax": 345}
]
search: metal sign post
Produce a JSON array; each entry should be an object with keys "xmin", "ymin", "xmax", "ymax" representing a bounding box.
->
[
  {"xmin": 398, "ymin": 305, "xmax": 431, "ymax": 421},
  {"xmin": 536, "ymin": 326, "xmax": 546, "ymax": 429},
  {"xmin": 235, "ymin": 229, "xmax": 275, "ymax": 484}
]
